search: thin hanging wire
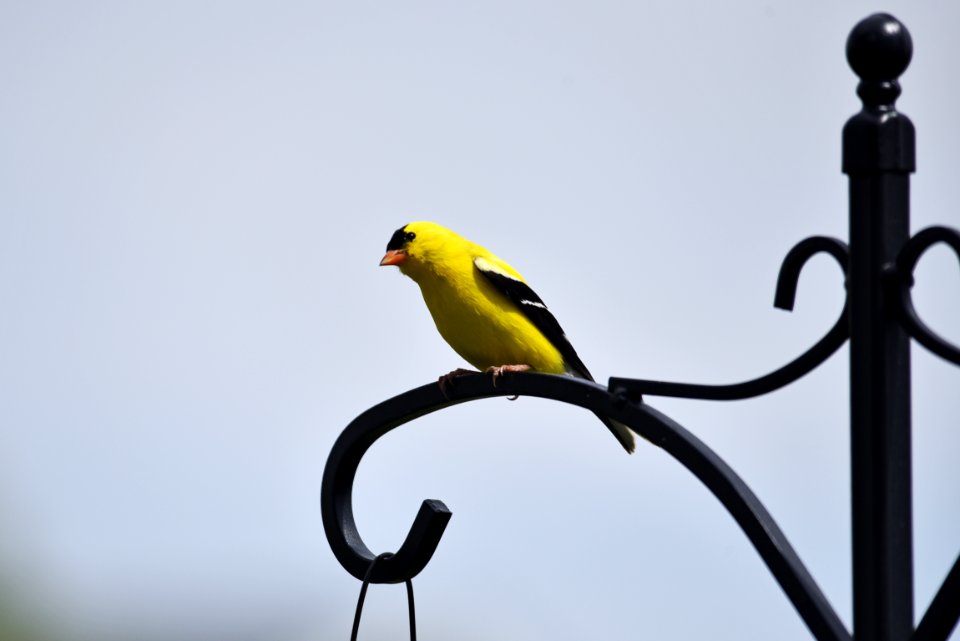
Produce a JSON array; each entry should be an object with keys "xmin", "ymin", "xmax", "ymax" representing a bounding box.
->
[{"xmin": 350, "ymin": 552, "xmax": 416, "ymax": 641}]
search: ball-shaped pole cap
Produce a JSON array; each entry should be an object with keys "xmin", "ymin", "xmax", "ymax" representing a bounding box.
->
[{"xmin": 846, "ymin": 13, "xmax": 913, "ymax": 81}]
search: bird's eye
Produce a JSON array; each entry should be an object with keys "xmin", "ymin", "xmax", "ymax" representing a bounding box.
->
[{"xmin": 405, "ymin": 231, "xmax": 416, "ymax": 242}]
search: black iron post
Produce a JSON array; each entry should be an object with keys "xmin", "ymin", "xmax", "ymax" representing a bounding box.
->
[{"xmin": 843, "ymin": 14, "xmax": 915, "ymax": 641}]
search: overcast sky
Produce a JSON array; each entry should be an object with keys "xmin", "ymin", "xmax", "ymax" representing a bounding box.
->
[{"xmin": 1, "ymin": 1, "xmax": 958, "ymax": 640}]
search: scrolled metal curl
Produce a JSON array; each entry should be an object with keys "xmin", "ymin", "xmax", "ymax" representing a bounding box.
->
[
  {"xmin": 893, "ymin": 225, "xmax": 960, "ymax": 366},
  {"xmin": 611, "ymin": 235, "xmax": 850, "ymax": 400}
]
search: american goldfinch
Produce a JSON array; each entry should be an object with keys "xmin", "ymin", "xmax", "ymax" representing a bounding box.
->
[{"xmin": 379, "ymin": 221, "xmax": 636, "ymax": 454}]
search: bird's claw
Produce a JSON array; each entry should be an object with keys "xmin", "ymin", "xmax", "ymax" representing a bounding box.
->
[
  {"xmin": 485, "ymin": 364, "xmax": 533, "ymax": 390},
  {"xmin": 437, "ymin": 365, "xmax": 532, "ymax": 399},
  {"xmin": 437, "ymin": 368, "xmax": 479, "ymax": 399}
]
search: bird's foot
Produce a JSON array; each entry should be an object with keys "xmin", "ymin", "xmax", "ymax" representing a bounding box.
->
[
  {"xmin": 438, "ymin": 368, "xmax": 480, "ymax": 399},
  {"xmin": 485, "ymin": 364, "xmax": 532, "ymax": 391}
]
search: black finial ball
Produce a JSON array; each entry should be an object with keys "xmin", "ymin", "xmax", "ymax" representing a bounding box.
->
[{"xmin": 847, "ymin": 13, "xmax": 912, "ymax": 81}]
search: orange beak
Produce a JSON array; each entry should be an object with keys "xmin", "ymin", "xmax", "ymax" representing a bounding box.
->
[{"xmin": 379, "ymin": 249, "xmax": 407, "ymax": 266}]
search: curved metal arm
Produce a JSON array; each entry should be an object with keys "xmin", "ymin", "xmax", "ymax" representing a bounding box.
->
[
  {"xmin": 912, "ymin": 552, "xmax": 960, "ymax": 641},
  {"xmin": 321, "ymin": 396, "xmax": 457, "ymax": 584},
  {"xmin": 894, "ymin": 225, "xmax": 960, "ymax": 366},
  {"xmin": 322, "ymin": 373, "xmax": 851, "ymax": 641},
  {"xmin": 611, "ymin": 236, "xmax": 849, "ymax": 400}
]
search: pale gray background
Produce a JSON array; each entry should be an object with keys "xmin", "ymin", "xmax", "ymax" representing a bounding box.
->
[{"xmin": 1, "ymin": 1, "xmax": 958, "ymax": 640}]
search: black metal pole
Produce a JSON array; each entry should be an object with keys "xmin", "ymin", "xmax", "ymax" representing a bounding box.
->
[{"xmin": 843, "ymin": 14, "xmax": 915, "ymax": 641}]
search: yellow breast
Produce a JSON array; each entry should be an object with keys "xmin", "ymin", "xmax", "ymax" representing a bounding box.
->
[{"xmin": 417, "ymin": 267, "xmax": 567, "ymax": 374}]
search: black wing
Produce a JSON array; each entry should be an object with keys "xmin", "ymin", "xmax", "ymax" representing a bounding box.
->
[{"xmin": 474, "ymin": 257, "xmax": 594, "ymax": 381}]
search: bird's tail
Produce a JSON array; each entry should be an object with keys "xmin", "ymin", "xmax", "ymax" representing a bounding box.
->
[{"xmin": 595, "ymin": 413, "xmax": 637, "ymax": 454}]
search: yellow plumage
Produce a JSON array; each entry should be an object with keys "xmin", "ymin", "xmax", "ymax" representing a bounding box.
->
[
  {"xmin": 391, "ymin": 223, "xmax": 566, "ymax": 373},
  {"xmin": 379, "ymin": 221, "xmax": 636, "ymax": 453}
]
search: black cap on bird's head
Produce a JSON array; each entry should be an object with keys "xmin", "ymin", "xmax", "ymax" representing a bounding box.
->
[{"xmin": 380, "ymin": 225, "xmax": 416, "ymax": 266}]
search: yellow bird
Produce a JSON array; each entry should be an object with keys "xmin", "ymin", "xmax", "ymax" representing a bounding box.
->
[{"xmin": 379, "ymin": 221, "xmax": 636, "ymax": 454}]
